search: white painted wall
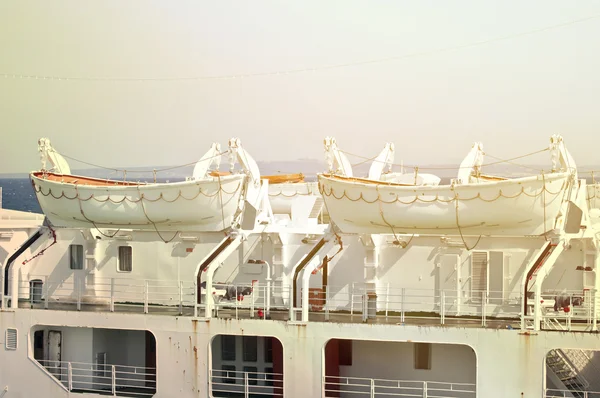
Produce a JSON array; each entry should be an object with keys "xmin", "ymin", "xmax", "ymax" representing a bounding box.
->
[{"xmin": 338, "ymin": 340, "xmax": 476, "ymax": 384}]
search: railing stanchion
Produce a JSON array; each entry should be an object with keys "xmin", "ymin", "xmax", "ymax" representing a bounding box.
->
[
  {"xmin": 110, "ymin": 278, "xmax": 115, "ymax": 312},
  {"xmin": 179, "ymin": 280, "xmax": 183, "ymax": 315},
  {"xmin": 325, "ymin": 285, "xmax": 330, "ymax": 321},
  {"xmin": 111, "ymin": 365, "xmax": 116, "ymax": 395},
  {"xmin": 441, "ymin": 291, "xmax": 445, "ymax": 325},
  {"xmin": 482, "ymin": 291, "xmax": 487, "ymax": 327},
  {"xmin": 244, "ymin": 372, "xmax": 249, "ymax": 398},
  {"xmin": 77, "ymin": 279, "xmax": 81, "ymax": 311},
  {"xmin": 67, "ymin": 362, "xmax": 73, "ymax": 391},
  {"xmin": 144, "ymin": 280, "xmax": 149, "ymax": 314},
  {"xmin": 194, "ymin": 282, "xmax": 198, "ymax": 318},
  {"xmin": 44, "ymin": 275, "xmax": 49, "ymax": 309},
  {"xmin": 370, "ymin": 378, "xmax": 375, "ymax": 398},
  {"xmin": 423, "ymin": 381, "xmax": 427, "ymax": 398},
  {"xmin": 401, "ymin": 288, "xmax": 406, "ymax": 324}
]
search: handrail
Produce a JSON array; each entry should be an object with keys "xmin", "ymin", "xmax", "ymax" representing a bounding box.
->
[{"xmin": 36, "ymin": 359, "xmax": 156, "ymax": 397}]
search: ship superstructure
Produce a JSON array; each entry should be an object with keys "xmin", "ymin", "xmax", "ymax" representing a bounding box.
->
[{"xmin": 1, "ymin": 136, "xmax": 599, "ymax": 398}]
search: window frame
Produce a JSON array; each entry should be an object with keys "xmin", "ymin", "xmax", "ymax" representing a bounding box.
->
[
  {"xmin": 117, "ymin": 246, "xmax": 132, "ymax": 273},
  {"xmin": 69, "ymin": 244, "xmax": 84, "ymax": 270}
]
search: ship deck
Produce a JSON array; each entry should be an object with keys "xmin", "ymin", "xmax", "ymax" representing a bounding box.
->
[{"xmin": 13, "ymin": 301, "xmax": 539, "ymax": 331}]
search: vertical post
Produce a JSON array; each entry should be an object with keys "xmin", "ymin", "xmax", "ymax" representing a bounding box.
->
[
  {"xmin": 77, "ymin": 279, "xmax": 81, "ymax": 311},
  {"xmin": 350, "ymin": 283, "xmax": 355, "ymax": 319},
  {"xmin": 110, "ymin": 278, "xmax": 115, "ymax": 312},
  {"xmin": 193, "ymin": 282, "xmax": 198, "ymax": 318},
  {"xmin": 0, "ymin": 272, "xmax": 3, "ymax": 309},
  {"xmin": 266, "ymin": 281, "xmax": 271, "ymax": 317},
  {"xmin": 144, "ymin": 280, "xmax": 149, "ymax": 314},
  {"xmin": 288, "ymin": 283, "xmax": 294, "ymax": 321},
  {"xmin": 111, "ymin": 365, "xmax": 116, "ymax": 396},
  {"xmin": 385, "ymin": 283, "xmax": 390, "ymax": 318},
  {"xmin": 592, "ymin": 289, "xmax": 598, "ymax": 332},
  {"xmin": 235, "ymin": 286, "xmax": 239, "ymax": 320},
  {"xmin": 44, "ymin": 275, "xmax": 49, "ymax": 309},
  {"xmin": 441, "ymin": 291, "xmax": 445, "ymax": 325},
  {"xmin": 67, "ymin": 362, "xmax": 73, "ymax": 391},
  {"xmin": 325, "ymin": 285, "xmax": 330, "ymax": 321},
  {"xmin": 250, "ymin": 283, "xmax": 255, "ymax": 319},
  {"xmin": 400, "ymin": 288, "xmax": 406, "ymax": 324},
  {"xmin": 423, "ymin": 381, "xmax": 427, "ymax": 398},
  {"xmin": 370, "ymin": 378, "xmax": 375, "ymax": 398},
  {"xmin": 481, "ymin": 291, "xmax": 487, "ymax": 327},
  {"xmin": 179, "ymin": 281, "xmax": 183, "ymax": 315},
  {"xmin": 30, "ymin": 280, "xmax": 34, "ymax": 308},
  {"xmin": 244, "ymin": 372, "xmax": 249, "ymax": 398},
  {"xmin": 519, "ymin": 289, "xmax": 525, "ymax": 330}
]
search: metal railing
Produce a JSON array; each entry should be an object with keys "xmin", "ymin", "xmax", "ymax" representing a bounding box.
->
[
  {"xmin": 323, "ymin": 375, "xmax": 476, "ymax": 397},
  {"xmin": 37, "ymin": 359, "xmax": 156, "ymax": 396},
  {"xmin": 210, "ymin": 369, "xmax": 283, "ymax": 397},
  {"xmin": 546, "ymin": 389, "xmax": 600, "ymax": 397},
  {"xmin": 15, "ymin": 274, "xmax": 600, "ymax": 332},
  {"xmin": 20, "ymin": 275, "xmax": 196, "ymax": 314}
]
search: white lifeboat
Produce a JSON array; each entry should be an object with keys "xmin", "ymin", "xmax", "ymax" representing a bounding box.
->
[
  {"xmin": 30, "ymin": 138, "xmax": 247, "ymax": 232},
  {"xmin": 318, "ymin": 135, "xmax": 577, "ymax": 236}
]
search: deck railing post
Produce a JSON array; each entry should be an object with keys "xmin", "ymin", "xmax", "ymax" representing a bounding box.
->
[
  {"xmin": 44, "ymin": 275, "xmax": 49, "ymax": 309},
  {"xmin": 481, "ymin": 291, "xmax": 486, "ymax": 327},
  {"xmin": 423, "ymin": 381, "xmax": 427, "ymax": 398},
  {"xmin": 401, "ymin": 288, "xmax": 406, "ymax": 323},
  {"xmin": 244, "ymin": 372, "xmax": 249, "ymax": 398},
  {"xmin": 179, "ymin": 280, "xmax": 183, "ymax": 315},
  {"xmin": 370, "ymin": 378, "xmax": 375, "ymax": 398},
  {"xmin": 325, "ymin": 285, "xmax": 330, "ymax": 321},
  {"xmin": 288, "ymin": 283, "xmax": 294, "ymax": 321},
  {"xmin": 592, "ymin": 289, "xmax": 598, "ymax": 332},
  {"xmin": 77, "ymin": 279, "xmax": 81, "ymax": 311},
  {"xmin": 67, "ymin": 362, "xmax": 73, "ymax": 391},
  {"xmin": 441, "ymin": 291, "xmax": 445, "ymax": 325},
  {"xmin": 111, "ymin": 365, "xmax": 116, "ymax": 396},
  {"xmin": 385, "ymin": 283, "xmax": 390, "ymax": 318},
  {"xmin": 350, "ymin": 285, "xmax": 355, "ymax": 319},
  {"xmin": 144, "ymin": 280, "xmax": 149, "ymax": 314},
  {"xmin": 110, "ymin": 278, "xmax": 115, "ymax": 312},
  {"xmin": 250, "ymin": 284, "xmax": 255, "ymax": 319},
  {"xmin": 193, "ymin": 282, "xmax": 198, "ymax": 318}
]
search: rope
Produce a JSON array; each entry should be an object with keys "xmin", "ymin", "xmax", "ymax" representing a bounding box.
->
[
  {"xmin": 454, "ymin": 193, "xmax": 483, "ymax": 250},
  {"xmin": 338, "ymin": 147, "xmax": 550, "ymax": 172},
  {"xmin": 136, "ymin": 185, "xmax": 178, "ymax": 243},
  {"xmin": 58, "ymin": 150, "xmax": 228, "ymax": 176}
]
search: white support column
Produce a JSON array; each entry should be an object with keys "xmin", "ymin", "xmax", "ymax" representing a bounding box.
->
[{"xmin": 360, "ymin": 234, "xmax": 385, "ymax": 319}]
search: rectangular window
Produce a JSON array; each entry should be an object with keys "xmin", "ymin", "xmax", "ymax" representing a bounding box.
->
[
  {"xmin": 69, "ymin": 244, "xmax": 84, "ymax": 270},
  {"xmin": 221, "ymin": 365, "xmax": 236, "ymax": 384},
  {"xmin": 264, "ymin": 367, "xmax": 274, "ymax": 387},
  {"xmin": 414, "ymin": 343, "xmax": 431, "ymax": 370},
  {"xmin": 118, "ymin": 246, "xmax": 132, "ymax": 272},
  {"xmin": 243, "ymin": 366, "xmax": 258, "ymax": 385},
  {"xmin": 264, "ymin": 337, "xmax": 273, "ymax": 363},
  {"xmin": 243, "ymin": 336, "xmax": 258, "ymax": 362},
  {"xmin": 221, "ymin": 335, "xmax": 236, "ymax": 361}
]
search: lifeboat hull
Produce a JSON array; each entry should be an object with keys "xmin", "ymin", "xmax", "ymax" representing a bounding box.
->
[
  {"xmin": 318, "ymin": 172, "xmax": 570, "ymax": 236},
  {"xmin": 268, "ymin": 182, "xmax": 321, "ymax": 215},
  {"xmin": 30, "ymin": 172, "xmax": 246, "ymax": 231}
]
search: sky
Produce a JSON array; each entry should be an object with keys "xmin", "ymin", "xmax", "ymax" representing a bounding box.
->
[{"xmin": 1, "ymin": 1, "xmax": 599, "ymax": 175}]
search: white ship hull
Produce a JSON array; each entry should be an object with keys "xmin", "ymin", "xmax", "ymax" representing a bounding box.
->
[
  {"xmin": 30, "ymin": 172, "xmax": 246, "ymax": 231},
  {"xmin": 318, "ymin": 172, "xmax": 570, "ymax": 235}
]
